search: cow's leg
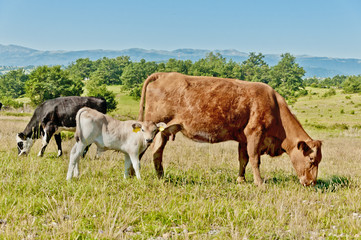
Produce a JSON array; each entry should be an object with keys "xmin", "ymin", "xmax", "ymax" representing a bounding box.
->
[
  {"xmin": 38, "ymin": 127, "xmax": 55, "ymax": 157},
  {"xmin": 66, "ymin": 141, "xmax": 86, "ymax": 180},
  {"xmin": 246, "ymin": 132, "xmax": 263, "ymax": 186},
  {"xmin": 128, "ymin": 153, "xmax": 141, "ymax": 179},
  {"xmin": 152, "ymin": 132, "xmax": 169, "ymax": 178},
  {"xmin": 124, "ymin": 153, "xmax": 132, "ymax": 179},
  {"xmin": 237, "ymin": 142, "xmax": 249, "ymax": 183},
  {"xmin": 54, "ymin": 133, "xmax": 62, "ymax": 157}
]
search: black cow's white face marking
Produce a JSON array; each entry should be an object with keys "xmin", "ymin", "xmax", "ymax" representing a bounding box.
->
[{"xmin": 16, "ymin": 133, "xmax": 34, "ymax": 156}]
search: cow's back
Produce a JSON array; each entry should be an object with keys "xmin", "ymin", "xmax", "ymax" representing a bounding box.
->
[
  {"xmin": 142, "ymin": 72, "xmax": 281, "ymax": 143},
  {"xmin": 43, "ymin": 96, "xmax": 106, "ymax": 128}
]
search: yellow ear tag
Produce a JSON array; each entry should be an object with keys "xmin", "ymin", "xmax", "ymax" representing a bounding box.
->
[
  {"xmin": 159, "ymin": 127, "xmax": 165, "ymax": 132},
  {"xmin": 133, "ymin": 127, "xmax": 141, "ymax": 133}
]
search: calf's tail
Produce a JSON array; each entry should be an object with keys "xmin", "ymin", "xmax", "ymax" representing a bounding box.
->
[
  {"xmin": 138, "ymin": 73, "xmax": 161, "ymax": 121},
  {"xmin": 75, "ymin": 107, "xmax": 88, "ymax": 142}
]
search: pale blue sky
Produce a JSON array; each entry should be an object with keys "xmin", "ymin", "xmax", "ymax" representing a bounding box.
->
[{"xmin": 1, "ymin": 0, "xmax": 361, "ymax": 58}]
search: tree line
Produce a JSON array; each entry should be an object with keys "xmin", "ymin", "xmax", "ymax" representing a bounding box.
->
[
  {"xmin": 304, "ymin": 75, "xmax": 361, "ymax": 93},
  {"xmin": 1, "ymin": 52, "xmax": 360, "ymax": 111}
]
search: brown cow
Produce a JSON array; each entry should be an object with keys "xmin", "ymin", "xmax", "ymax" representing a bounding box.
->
[{"xmin": 138, "ymin": 72, "xmax": 322, "ymax": 186}]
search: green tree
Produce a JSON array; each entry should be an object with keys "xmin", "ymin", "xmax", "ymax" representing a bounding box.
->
[
  {"xmin": 26, "ymin": 65, "xmax": 83, "ymax": 105},
  {"xmin": 84, "ymin": 78, "xmax": 117, "ymax": 111},
  {"xmin": 190, "ymin": 52, "xmax": 227, "ymax": 77},
  {"xmin": 331, "ymin": 75, "xmax": 347, "ymax": 88},
  {"xmin": 241, "ymin": 52, "xmax": 270, "ymax": 83},
  {"xmin": 0, "ymin": 69, "xmax": 28, "ymax": 98},
  {"xmin": 67, "ymin": 58, "xmax": 96, "ymax": 81},
  {"xmin": 164, "ymin": 59, "xmax": 192, "ymax": 74},
  {"xmin": 189, "ymin": 52, "xmax": 243, "ymax": 79},
  {"xmin": 342, "ymin": 75, "xmax": 361, "ymax": 93},
  {"xmin": 90, "ymin": 56, "xmax": 131, "ymax": 85},
  {"xmin": 121, "ymin": 59, "xmax": 158, "ymax": 89},
  {"xmin": 303, "ymin": 77, "xmax": 320, "ymax": 87},
  {"xmin": 269, "ymin": 53, "xmax": 306, "ymax": 100}
]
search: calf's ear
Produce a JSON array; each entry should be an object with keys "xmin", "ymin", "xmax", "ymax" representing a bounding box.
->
[
  {"xmin": 132, "ymin": 123, "xmax": 142, "ymax": 133},
  {"xmin": 156, "ymin": 122, "xmax": 167, "ymax": 132}
]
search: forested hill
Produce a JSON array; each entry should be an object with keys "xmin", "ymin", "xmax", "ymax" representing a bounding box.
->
[{"xmin": 1, "ymin": 44, "xmax": 361, "ymax": 77}]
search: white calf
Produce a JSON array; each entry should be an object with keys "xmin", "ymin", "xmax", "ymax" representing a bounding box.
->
[{"xmin": 66, "ymin": 107, "xmax": 166, "ymax": 180}]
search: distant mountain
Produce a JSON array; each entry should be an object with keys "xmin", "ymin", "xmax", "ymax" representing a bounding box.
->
[{"xmin": 1, "ymin": 44, "xmax": 361, "ymax": 78}]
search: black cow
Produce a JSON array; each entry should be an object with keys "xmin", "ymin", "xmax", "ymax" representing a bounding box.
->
[{"xmin": 16, "ymin": 96, "xmax": 107, "ymax": 157}]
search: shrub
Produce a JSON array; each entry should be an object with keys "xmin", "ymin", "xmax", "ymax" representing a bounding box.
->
[
  {"xmin": 322, "ymin": 88, "xmax": 336, "ymax": 98},
  {"xmin": 85, "ymin": 78, "xmax": 117, "ymax": 111},
  {"xmin": 26, "ymin": 65, "xmax": 83, "ymax": 106},
  {"xmin": 331, "ymin": 123, "xmax": 349, "ymax": 130},
  {"xmin": 0, "ymin": 97, "xmax": 24, "ymax": 109}
]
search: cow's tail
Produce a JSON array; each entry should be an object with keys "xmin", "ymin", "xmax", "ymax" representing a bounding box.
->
[
  {"xmin": 138, "ymin": 73, "xmax": 161, "ymax": 121},
  {"xmin": 75, "ymin": 107, "xmax": 88, "ymax": 142}
]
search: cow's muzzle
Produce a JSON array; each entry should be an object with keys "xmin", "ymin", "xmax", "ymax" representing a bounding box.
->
[
  {"xmin": 300, "ymin": 178, "xmax": 316, "ymax": 187},
  {"xmin": 146, "ymin": 139, "xmax": 153, "ymax": 144},
  {"xmin": 18, "ymin": 151, "xmax": 28, "ymax": 156}
]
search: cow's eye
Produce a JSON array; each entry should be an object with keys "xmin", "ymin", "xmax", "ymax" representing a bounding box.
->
[{"xmin": 141, "ymin": 129, "xmax": 145, "ymax": 132}]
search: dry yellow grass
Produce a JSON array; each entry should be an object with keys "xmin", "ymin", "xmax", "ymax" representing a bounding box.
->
[{"xmin": 0, "ymin": 95, "xmax": 361, "ymax": 239}]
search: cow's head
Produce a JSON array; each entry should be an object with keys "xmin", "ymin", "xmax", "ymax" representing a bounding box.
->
[
  {"xmin": 290, "ymin": 140, "xmax": 322, "ymax": 186},
  {"xmin": 132, "ymin": 121, "xmax": 167, "ymax": 144},
  {"xmin": 16, "ymin": 132, "xmax": 34, "ymax": 156}
]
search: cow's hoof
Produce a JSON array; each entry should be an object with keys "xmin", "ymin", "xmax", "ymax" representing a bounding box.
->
[
  {"xmin": 237, "ymin": 176, "xmax": 246, "ymax": 184},
  {"xmin": 254, "ymin": 180, "xmax": 265, "ymax": 189},
  {"xmin": 57, "ymin": 150, "xmax": 62, "ymax": 157}
]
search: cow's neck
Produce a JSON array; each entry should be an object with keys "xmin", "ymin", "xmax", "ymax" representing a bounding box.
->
[
  {"xmin": 23, "ymin": 117, "xmax": 41, "ymax": 139},
  {"xmin": 279, "ymin": 100, "xmax": 311, "ymax": 153}
]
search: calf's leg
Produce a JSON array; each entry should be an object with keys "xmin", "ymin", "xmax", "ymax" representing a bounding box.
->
[
  {"xmin": 82, "ymin": 145, "xmax": 91, "ymax": 158},
  {"xmin": 124, "ymin": 153, "xmax": 132, "ymax": 179},
  {"xmin": 66, "ymin": 142, "xmax": 86, "ymax": 180},
  {"xmin": 129, "ymin": 153, "xmax": 141, "ymax": 179}
]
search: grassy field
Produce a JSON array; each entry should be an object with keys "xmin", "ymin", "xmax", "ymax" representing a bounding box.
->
[{"xmin": 0, "ymin": 88, "xmax": 361, "ymax": 239}]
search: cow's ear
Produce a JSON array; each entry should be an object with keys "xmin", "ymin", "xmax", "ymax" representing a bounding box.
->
[
  {"xmin": 297, "ymin": 141, "xmax": 312, "ymax": 156},
  {"xmin": 132, "ymin": 123, "xmax": 142, "ymax": 133},
  {"xmin": 156, "ymin": 122, "xmax": 167, "ymax": 132},
  {"xmin": 18, "ymin": 132, "xmax": 25, "ymax": 140}
]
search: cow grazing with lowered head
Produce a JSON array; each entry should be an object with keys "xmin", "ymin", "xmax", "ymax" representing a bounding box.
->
[
  {"xmin": 66, "ymin": 107, "xmax": 166, "ymax": 180},
  {"xmin": 17, "ymin": 96, "xmax": 107, "ymax": 157},
  {"xmin": 138, "ymin": 72, "xmax": 322, "ymax": 187}
]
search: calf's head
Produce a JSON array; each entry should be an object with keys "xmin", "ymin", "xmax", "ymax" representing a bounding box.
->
[
  {"xmin": 132, "ymin": 121, "xmax": 167, "ymax": 144},
  {"xmin": 16, "ymin": 132, "xmax": 34, "ymax": 156},
  {"xmin": 290, "ymin": 140, "xmax": 322, "ymax": 186}
]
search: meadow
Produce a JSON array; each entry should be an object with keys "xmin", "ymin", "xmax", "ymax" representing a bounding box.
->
[{"xmin": 0, "ymin": 87, "xmax": 361, "ymax": 239}]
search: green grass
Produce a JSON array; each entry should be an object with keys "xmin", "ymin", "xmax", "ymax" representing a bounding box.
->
[
  {"xmin": 107, "ymin": 85, "xmax": 139, "ymax": 120},
  {"xmin": 1, "ymin": 133, "xmax": 361, "ymax": 239},
  {"xmin": 293, "ymin": 87, "xmax": 361, "ymax": 130},
  {"xmin": 1, "ymin": 87, "xmax": 361, "ymax": 239}
]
